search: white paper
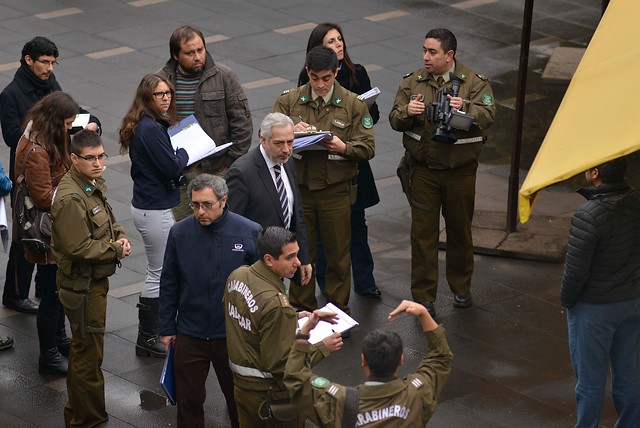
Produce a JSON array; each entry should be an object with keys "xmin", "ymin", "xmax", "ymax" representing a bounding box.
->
[
  {"xmin": 168, "ymin": 115, "xmax": 232, "ymax": 166},
  {"xmin": 357, "ymin": 87, "xmax": 380, "ymax": 107},
  {"xmin": 297, "ymin": 302, "xmax": 359, "ymax": 344},
  {"xmin": 71, "ymin": 113, "xmax": 90, "ymax": 129},
  {"xmin": 293, "ymin": 131, "xmax": 332, "ymax": 153},
  {"xmin": 0, "ymin": 197, "xmax": 8, "ymax": 252}
]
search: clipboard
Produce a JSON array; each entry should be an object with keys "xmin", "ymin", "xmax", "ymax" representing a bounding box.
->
[{"xmin": 160, "ymin": 344, "xmax": 176, "ymax": 405}]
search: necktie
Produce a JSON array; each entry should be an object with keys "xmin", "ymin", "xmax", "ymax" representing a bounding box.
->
[
  {"xmin": 274, "ymin": 164, "xmax": 291, "ymax": 229},
  {"xmin": 316, "ymin": 97, "xmax": 324, "ymax": 110},
  {"xmin": 436, "ymin": 76, "xmax": 444, "ymax": 87}
]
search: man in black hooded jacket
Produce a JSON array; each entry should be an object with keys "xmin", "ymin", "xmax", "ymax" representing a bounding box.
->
[{"xmin": 561, "ymin": 157, "xmax": 640, "ymax": 428}]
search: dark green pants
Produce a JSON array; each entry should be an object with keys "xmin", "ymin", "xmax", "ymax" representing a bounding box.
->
[
  {"xmin": 61, "ymin": 278, "xmax": 108, "ymax": 428},
  {"xmin": 410, "ymin": 163, "xmax": 477, "ymax": 302},
  {"xmin": 289, "ymin": 181, "xmax": 352, "ymax": 312}
]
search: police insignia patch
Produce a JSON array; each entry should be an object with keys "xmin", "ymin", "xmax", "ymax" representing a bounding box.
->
[
  {"xmin": 417, "ymin": 74, "xmax": 424, "ymax": 81},
  {"xmin": 300, "ymin": 95, "xmax": 307, "ymax": 102},
  {"xmin": 334, "ymin": 97, "xmax": 341, "ymax": 104},
  {"xmin": 84, "ymin": 185, "xmax": 92, "ymax": 192},
  {"xmin": 312, "ymin": 377, "xmax": 330, "ymax": 388},
  {"xmin": 362, "ymin": 115, "xmax": 373, "ymax": 129},
  {"xmin": 482, "ymin": 91, "xmax": 494, "ymax": 106}
]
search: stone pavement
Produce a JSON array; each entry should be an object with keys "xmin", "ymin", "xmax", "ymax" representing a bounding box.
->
[{"xmin": 0, "ymin": 0, "xmax": 615, "ymax": 427}]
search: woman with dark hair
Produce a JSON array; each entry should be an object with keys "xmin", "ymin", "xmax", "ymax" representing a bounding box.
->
[
  {"xmin": 120, "ymin": 73, "xmax": 188, "ymax": 358},
  {"xmin": 14, "ymin": 91, "xmax": 79, "ymax": 375},
  {"xmin": 298, "ymin": 23, "xmax": 382, "ymax": 299}
]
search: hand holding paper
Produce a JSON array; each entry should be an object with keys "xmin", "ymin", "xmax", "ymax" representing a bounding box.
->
[{"xmin": 168, "ymin": 115, "xmax": 233, "ymax": 166}]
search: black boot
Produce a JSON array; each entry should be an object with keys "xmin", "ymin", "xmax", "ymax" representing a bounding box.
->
[
  {"xmin": 136, "ymin": 297, "xmax": 166, "ymax": 358},
  {"xmin": 37, "ymin": 316, "xmax": 68, "ymax": 376},
  {"xmin": 56, "ymin": 306, "xmax": 71, "ymax": 357}
]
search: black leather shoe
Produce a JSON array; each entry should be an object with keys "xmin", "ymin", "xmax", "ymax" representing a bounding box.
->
[
  {"xmin": 355, "ymin": 287, "xmax": 382, "ymax": 298},
  {"xmin": 421, "ymin": 301, "xmax": 436, "ymax": 318},
  {"xmin": 3, "ymin": 298, "xmax": 39, "ymax": 314},
  {"xmin": 453, "ymin": 293, "xmax": 472, "ymax": 308}
]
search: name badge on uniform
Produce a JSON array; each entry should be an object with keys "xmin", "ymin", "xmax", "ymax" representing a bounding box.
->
[
  {"xmin": 410, "ymin": 94, "xmax": 424, "ymax": 102},
  {"xmin": 332, "ymin": 119, "xmax": 348, "ymax": 129},
  {"xmin": 91, "ymin": 205, "xmax": 103, "ymax": 215}
]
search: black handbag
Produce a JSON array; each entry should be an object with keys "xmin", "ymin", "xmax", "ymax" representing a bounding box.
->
[{"xmin": 14, "ymin": 146, "xmax": 53, "ymax": 252}]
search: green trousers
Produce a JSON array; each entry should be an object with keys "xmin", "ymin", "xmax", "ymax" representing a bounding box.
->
[
  {"xmin": 410, "ymin": 162, "xmax": 477, "ymax": 302},
  {"xmin": 289, "ymin": 181, "xmax": 352, "ymax": 313},
  {"xmin": 61, "ymin": 278, "xmax": 108, "ymax": 428}
]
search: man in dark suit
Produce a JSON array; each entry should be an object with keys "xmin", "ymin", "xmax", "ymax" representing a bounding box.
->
[{"xmin": 226, "ymin": 112, "xmax": 312, "ymax": 287}]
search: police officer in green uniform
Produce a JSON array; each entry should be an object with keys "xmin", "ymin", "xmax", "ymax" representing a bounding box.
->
[
  {"xmin": 389, "ymin": 28, "xmax": 495, "ymax": 318},
  {"xmin": 51, "ymin": 130, "xmax": 131, "ymax": 428},
  {"xmin": 284, "ymin": 300, "xmax": 453, "ymax": 427},
  {"xmin": 223, "ymin": 227, "xmax": 342, "ymax": 428},
  {"xmin": 272, "ymin": 46, "xmax": 375, "ymax": 313}
]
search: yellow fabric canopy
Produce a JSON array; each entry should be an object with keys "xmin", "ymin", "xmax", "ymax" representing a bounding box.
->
[{"xmin": 518, "ymin": 0, "xmax": 640, "ymax": 223}]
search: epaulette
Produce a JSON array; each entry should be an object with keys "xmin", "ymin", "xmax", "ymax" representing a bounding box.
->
[
  {"xmin": 476, "ymin": 73, "xmax": 488, "ymax": 81},
  {"xmin": 277, "ymin": 292, "xmax": 291, "ymax": 308},
  {"xmin": 280, "ymin": 89, "xmax": 292, "ymax": 95},
  {"xmin": 355, "ymin": 95, "xmax": 365, "ymax": 103},
  {"xmin": 408, "ymin": 376, "xmax": 424, "ymax": 390},
  {"xmin": 403, "ymin": 71, "xmax": 413, "ymax": 79}
]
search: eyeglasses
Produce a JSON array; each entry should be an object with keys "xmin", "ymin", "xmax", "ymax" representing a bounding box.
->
[
  {"xmin": 152, "ymin": 91, "xmax": 172, "ymax": 99},
  {"xmin": 76, "ymin": 153, "xmax": 108, "ymax": 162},
  {"xmin": 189, "ymin": 201, "xmax": 219, "ymax": 211},
  {"xmin": 35, "ymin": 59, "xmax": 58, "ymax": 67}
]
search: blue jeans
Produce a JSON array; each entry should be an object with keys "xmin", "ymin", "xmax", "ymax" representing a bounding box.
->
[{"xmin": 567, "ymin": 298, "xmax": 640, "ymax": 428}]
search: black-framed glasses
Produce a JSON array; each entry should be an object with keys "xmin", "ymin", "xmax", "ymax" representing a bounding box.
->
[
  {"xmin": 152, "ymin": 91, "xmax": 172, "ymax": 99},
  {"xmin": 76, "ymin": 153, "xmax": 108, "ymax": 162},
  {"xmin": 35, "ymin": 59, "xmax": 58, "ymax": 67},
  {"xmin": 189, "ymin": 201, "xmax": 219, "ymax": 211}
]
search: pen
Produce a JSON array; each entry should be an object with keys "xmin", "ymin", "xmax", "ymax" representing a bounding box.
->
[{"xmin": 298, "ymin": 115, "xmax": 304, "ymax": 123}]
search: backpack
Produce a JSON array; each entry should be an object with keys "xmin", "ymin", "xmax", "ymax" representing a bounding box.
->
[{"xmin": 13, "ymin": 146, "xmax": 53, "ymax": 252}]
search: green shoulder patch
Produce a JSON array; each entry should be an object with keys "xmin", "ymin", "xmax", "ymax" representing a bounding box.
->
[
  {"xmin": 403, "ymin": 71, "xmax": 413, "ymax": 79},
  {"xmin": 476, "ymin": 73, "xmax": 488, "ymax": 81},
  {"xmin": 481, "ymin": 91, "xmax": 494, "ymax": 106},
  {"xmin": 361, "ymin": 114, "xmax": 373, "ymax": 129},
  {"xmin": 311, "ymin": 377, "xmax": 330, "ymax": 388}
]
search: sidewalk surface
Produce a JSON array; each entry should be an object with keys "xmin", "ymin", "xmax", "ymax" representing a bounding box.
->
[{"xmin": 0, "ymin": 0, "xmax": 612, "ymax": 427}]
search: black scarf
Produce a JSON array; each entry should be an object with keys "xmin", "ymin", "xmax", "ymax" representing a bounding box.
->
[{"xmin": 17, "ymin": 59, "xmax": 58, "ymax": 96}]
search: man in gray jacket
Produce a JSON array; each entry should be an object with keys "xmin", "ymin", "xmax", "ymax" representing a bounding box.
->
[{"xmin": 158, "ymin": 25, "xmax": 252, "ymax": 220}]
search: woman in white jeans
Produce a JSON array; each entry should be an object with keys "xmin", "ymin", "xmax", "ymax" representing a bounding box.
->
[{"xmin": 119, "ymin": 74, "xmax": 189, "ymax": 357}]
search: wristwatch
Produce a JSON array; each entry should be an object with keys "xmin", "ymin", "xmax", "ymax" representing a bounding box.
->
[{"xmin": 295, "ymin": 329, "xmax": 310, "ymax": 340}]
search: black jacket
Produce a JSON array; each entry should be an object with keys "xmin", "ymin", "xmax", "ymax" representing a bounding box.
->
[
  {"xmin": 0, "ymin": 63, "xmax": 100, "ymax": 178},
  {"xmin": 225, "ymin": 147, "xmax": 310, "ymax": 264},
  {"xmin": 560, "ymin": 181, "xmax": 640, "ymax": 308},
  {"xmin": 298, "ymin": 63, "xmax": 380, "ymax": 209},
  {"xmin": 158, "ymin": 209, "xmax": 261, "ymax": 340}
]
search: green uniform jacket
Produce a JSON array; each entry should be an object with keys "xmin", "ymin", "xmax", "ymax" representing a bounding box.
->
[
  {"xmin": 284, "ymin": 326, "xmax": 453, "ymax": 427},
  {"xmin": 223, "ymin": 261, "xmax": 329, "ymax": 391},
  {"xmin": 51, "ymin": 166, "xmax": 127, "ymax": 288},
  {"xmin": 272, "ymin": 82, "xmax": 375, "ymax": 190},
  {"xmin": 389, "ymin": 61, "xmax": 495, "ymax": 169}
]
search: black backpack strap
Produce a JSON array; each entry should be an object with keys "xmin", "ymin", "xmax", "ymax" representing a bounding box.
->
[{"xmin": 342, "ymin": 386, "xmax": 360, "ymax": 428}]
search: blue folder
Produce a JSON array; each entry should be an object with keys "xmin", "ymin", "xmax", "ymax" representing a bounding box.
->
[{"xmin": 160, "ymin": 344, "xmax": 176, "ymax": 405}]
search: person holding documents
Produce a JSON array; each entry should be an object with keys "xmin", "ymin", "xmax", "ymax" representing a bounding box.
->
[
  {"xmin": 119, "ymin": 73, "xmax": 189, "ymax": 359},
  {"xmin": 298, "ymin": 23, "xmax": 382, "ymax": 300},
  {"xmin": 158, "ymin": 25, "xmax": 252, "ymax": 221},
  {"xmin": 159, "ymin": 174, "xmax": 261, "ymax": 428},
  {"xmin": 273, "ymin": 46, "xmax": 375, "ymax": 314},
  {"xmin": 285, "ymin": 300, "xmax": 453, "ymax": 427},
  {"xmin": 226, "ymin": 113, "xmax": 312, "ymax": 286},
  {"xmin": 1, "ymin": 36, "xmax": 100, "ymax": 316},
  {"xmin": 224, "ymin": 226, "xmax": 342, "ymax": 428}
]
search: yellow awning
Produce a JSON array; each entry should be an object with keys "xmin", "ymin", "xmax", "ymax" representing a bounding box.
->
[{"xmin": 518, "ymin": 0, "xmax": 640, "ymax": 223}]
